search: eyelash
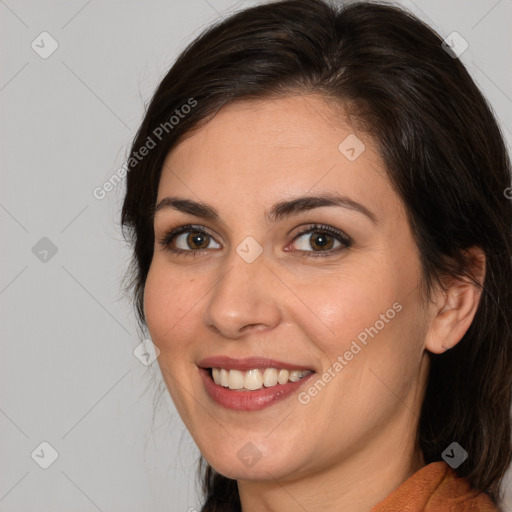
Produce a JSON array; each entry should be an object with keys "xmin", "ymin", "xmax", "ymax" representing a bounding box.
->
[{"xmin": 157, "ymin": 223, "xmax": 352, "ymax": 259}]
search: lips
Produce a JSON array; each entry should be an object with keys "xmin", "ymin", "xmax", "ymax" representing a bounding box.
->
[
  {"xmin": 197, "ymin": 355, "xmax": 316, "ymax": 411},
  {"xmin": 199, "ymin": 367, "xmax": 315, "ymax": 411}
]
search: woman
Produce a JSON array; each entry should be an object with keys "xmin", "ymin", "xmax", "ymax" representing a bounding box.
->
[{"xmin": 121, "ymin": 0, "xmax": 512, "ymax": 510}]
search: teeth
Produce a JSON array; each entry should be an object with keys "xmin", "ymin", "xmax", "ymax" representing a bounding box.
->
[
  {"xmin": 263, "ymin": 368, "xmax": 278, "ymax": 387},
  {"xmin": 228, "ymin": 369, "xmax": 244, "ymax": 389},
  {"xmin": 289, "ymin": 370, "xmax": 300, "ymax": 382},
  {"xmin": 244, "ymin": 369, "xmax": 263, "ymax": 390},
  {"xmin": 211, "ymin": 367, "xmax": 312, "ymax": 390},
  {"xmin": 220, "ymin": 368, "xmax": 229, "ymax": 387},
  {"xmin": 277, "ymin": 369, "xmax": 289, "ymax": 384}
]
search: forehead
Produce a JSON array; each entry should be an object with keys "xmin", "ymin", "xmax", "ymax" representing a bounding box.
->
[{"xmin": 157, "ymin": 94, "xmax": 395, "ymax": 215}]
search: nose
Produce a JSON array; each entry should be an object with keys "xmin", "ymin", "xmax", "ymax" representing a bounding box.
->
[{"xmin": 201, "ymin": 248, "xmax": 283, "ymax": 339}]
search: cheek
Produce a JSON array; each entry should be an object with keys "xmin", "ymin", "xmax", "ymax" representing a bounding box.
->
[
  {"xmin": 143, "ymin": 265, "xmax": 167, "ymax": 340},
  {"xmin": 302, "ymin": 269, "xmax": 399, "ymax": 350},
  {"xmin": 143, "ymin": 262, "xmax": 199, "ymax": 351},
  {"xmin": 302, "ymin": 258, "xmax": 425, "ymax": 398}
]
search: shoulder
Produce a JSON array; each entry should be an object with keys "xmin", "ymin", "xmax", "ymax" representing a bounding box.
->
[{"xmin": 371, "ymin": 461, "xmax": 498, "ymax": 512}]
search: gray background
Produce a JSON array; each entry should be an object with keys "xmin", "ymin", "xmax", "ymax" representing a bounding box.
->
[{"xmin": 1, "ymin": 0, "xmax": 511, "ymax": 511}]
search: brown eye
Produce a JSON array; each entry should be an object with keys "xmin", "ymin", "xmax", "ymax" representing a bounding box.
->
[
  {"xmin": 184, "ymin": 231, "xmax": 211, "ymax": 250},
  {"xmin": 159, "ymin": 225, "xmax": 221, "ymax": 254},
  {"xmin": 290, "ymin": 224, "xmax": 352, "ymax": 256},
  {"xmin": 308, "ymin": 232, "xmax": 335, "ymax": 251}
]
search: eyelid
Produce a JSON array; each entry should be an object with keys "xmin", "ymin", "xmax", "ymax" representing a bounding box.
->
[
  {"xmin": 157, "ymin": 223, "xmax": 352, "ymax": 256},
  {"xmin": 158, "ymin": 224, "xmax": 219, "ymax": 249},
  {"xmin": 290, "ymin": 224, "xmax": 351, "ymax": 245},
  {"xmin": 286, "ymin": 224, "xmax": 352, "ymax": 257}
]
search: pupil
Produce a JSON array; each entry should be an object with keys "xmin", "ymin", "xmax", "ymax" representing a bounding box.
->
[
  {"xmin": 311, "ymin": 233, "xmax": 332, "ymax": 250},
  {"xmin": 189, "ymin": 232, "xmax": 208, "ymax": 249}
]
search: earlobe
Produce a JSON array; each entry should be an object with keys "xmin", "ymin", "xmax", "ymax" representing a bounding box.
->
[{"xmin": 424, "ymin": 247, "xmax": 486, "ymax": 355}]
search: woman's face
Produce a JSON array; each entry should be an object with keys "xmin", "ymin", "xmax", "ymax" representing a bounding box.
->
[{"xmin": 144, "ymin": 94, "xmax": 432, "ymax": 482}]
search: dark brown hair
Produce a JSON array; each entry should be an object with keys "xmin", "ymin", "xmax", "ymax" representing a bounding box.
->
[{"xmin": 121, "ymin": 0, "xmax": 512, "ymax": 509}]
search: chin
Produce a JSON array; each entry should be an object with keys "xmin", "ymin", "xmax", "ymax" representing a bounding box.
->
[
  {"xmin": 209, "ymin": 458, "xmax": 291, "ymax": 482},
  {"xmin": 203, "ymin": 441, "xmax": 307, "ymax": 483}
]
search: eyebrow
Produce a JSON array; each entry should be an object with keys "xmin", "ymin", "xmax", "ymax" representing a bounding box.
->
[{"xmin": 152, "ymin": 193, "xmax": 378, "ymax": 225}]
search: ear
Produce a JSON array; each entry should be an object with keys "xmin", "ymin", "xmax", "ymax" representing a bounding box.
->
[{"xmin": 424, "ymin": 247, "xmax": 486, "ymax": 354}]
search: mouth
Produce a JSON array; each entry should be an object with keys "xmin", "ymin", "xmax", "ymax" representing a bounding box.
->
[{"xmin": 197, "ymin": 356, "xmax": 316, "ymax": 411}]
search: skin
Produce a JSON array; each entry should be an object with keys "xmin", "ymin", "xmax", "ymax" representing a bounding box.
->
[{"xmin": 143, "ymin": 94, "xmax": 485, "ymax": 512}]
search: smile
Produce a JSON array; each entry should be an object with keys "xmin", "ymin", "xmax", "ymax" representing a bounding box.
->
[
  {"xmin": 211, "ymin": 367, "xmax": 313, "ymax": 391},
  {"xmin": 199, "ymin": 368, "xmax": 315, "ymax": 411}
]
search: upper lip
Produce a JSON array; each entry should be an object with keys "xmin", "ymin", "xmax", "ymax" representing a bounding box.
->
[{"xmin": 197, "ymin": 356, "xmax": 315, "ymax": 372}]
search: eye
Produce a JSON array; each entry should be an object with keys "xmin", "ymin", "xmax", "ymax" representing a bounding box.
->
[
  {"xmin": 158, "ymin": 223, "xmax": 352, "ymax": 258},
  {"xmin": 288, "ymin": 224, "xmax": 352, "ymax": 257},
  {"xmin": 158, "ymin": 224, "xmax": 220, "ymax": 256}
]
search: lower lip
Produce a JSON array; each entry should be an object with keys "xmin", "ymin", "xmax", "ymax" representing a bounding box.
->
[{"xmin": 199, "ymin": 368, "xmax": 315, "ymax": 411}]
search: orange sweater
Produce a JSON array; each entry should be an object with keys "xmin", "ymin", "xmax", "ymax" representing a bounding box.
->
[{"xmin": 370, "ymin": 461, "xmax": 497, "ymax": 511}]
